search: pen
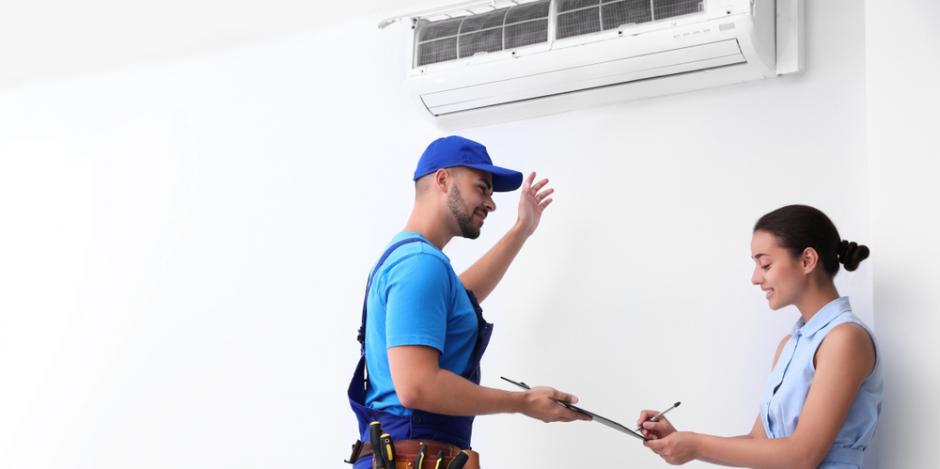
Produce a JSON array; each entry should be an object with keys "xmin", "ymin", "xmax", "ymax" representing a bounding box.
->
[{"xmin": 635, "ymin": 401, "xmax": 681, "ymax": 432}]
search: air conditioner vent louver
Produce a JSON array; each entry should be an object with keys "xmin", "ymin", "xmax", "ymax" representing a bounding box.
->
[
  {"xmin": 557, "ymin": 0, "xmax": 704, "ymax": 39},
  {"xmin": 414, "ymin": 0, "xmax": 551, "ymax": 67}
]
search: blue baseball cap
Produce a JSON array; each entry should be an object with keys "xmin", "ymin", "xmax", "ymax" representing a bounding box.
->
[{"xmin": 413, "ymin": 136, "xmax": 523, "ymax": 192}]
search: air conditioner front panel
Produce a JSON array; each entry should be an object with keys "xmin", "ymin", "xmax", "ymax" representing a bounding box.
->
[
  {"xmin": 391, "ymin": 0, "xmax": 786, "ymax": 122},
  {"xmin": 421, "ymin": 38, "xmax": 745, "ymax": 115},
  {"xmin": 409, "ymin": 11, "xmax": 755, "ymax": 93}
]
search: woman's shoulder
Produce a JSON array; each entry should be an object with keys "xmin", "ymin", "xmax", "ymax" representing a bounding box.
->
[
  {"xmin": 822, "ymin": 322, "xmax": 875, "ymax": 355},
  {"xmin": 816, "ymin": 322, "xmax": 877, "ymax": 376}
]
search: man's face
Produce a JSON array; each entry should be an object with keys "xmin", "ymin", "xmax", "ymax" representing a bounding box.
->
[{"xmin": 446, "ymin": 168, "xmax": 495, "ymax": 240}]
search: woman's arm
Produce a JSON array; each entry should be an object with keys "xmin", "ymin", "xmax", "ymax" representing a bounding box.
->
[
  {"xmin": 640, "ymin": 335, "xmax": 788, "ymax": 441},
  {"xmin": 644, "ymin": 324, "xmax": 875, "ymax": 468}
]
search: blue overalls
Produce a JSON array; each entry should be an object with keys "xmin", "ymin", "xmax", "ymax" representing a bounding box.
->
[{"xmin": 348, "ymin": 238, "xmax": 494, "ymax": 468}]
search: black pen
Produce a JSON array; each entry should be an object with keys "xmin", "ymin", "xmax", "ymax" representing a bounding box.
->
[{"xmin": 635, "ymin": 401, "xmax": 681, "ymax": 431}]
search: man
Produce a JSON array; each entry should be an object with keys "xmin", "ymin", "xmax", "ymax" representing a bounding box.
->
[{"xmin": 347, "ymin": 136, "xmax": 588, "ymax": 469}]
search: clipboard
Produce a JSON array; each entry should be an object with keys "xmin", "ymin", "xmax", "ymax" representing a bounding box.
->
[{"xmin": 500, "ymin": 376, "xmax": 648, "ymax": 441}]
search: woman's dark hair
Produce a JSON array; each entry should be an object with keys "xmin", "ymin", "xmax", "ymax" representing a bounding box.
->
[{"xmin": 754, "ymin": 205, "xmax": 870, "ymax": 275}]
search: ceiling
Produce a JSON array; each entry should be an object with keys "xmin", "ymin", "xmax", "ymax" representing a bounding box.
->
[{"xmin": 0, "ymin": 0, "xmax": 441, "ymax": 88}]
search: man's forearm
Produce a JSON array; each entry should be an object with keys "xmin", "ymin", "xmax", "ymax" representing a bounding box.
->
[
  {"xmin": 400, "ymin": 367, "xmax": 524, "ymax": 417},
  {"xmin": 458, "ymin": 224, "xmax": 528, "ymax": 302}
]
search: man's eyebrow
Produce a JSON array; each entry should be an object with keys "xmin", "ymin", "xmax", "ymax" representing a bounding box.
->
[{"xmin": 478, "ymin": 177, "xmax": 493, "ymax": 191}]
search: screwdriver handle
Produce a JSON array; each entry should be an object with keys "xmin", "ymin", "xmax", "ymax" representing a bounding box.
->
[
  {"xmin": 380, "ymin": 433, "xmax": 396, "ymax": 463},
  {"xmin": 446, "ymin": 450, "xmax": 470, "ymax": 469},
  {"xmin": 416, "ymin": 443, "xmax": 428, "ymax": 469},
  {"xmin": 369, "ymin": 422, "xmax": 386, "ymax": 468}
]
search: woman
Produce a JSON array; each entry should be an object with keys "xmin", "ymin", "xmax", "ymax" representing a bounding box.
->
[{"xmin": 639, "ymin": 205, "xmax": 882, "ymax": 469}]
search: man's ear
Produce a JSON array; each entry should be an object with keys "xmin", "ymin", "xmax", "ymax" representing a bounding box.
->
[
  {"xmin": 801, "ymin": 247, "xmax": 819, "ymax": 274},
  {"xmin": 434, "ymin": 168, "xmax": 452, "ymax": 193}
]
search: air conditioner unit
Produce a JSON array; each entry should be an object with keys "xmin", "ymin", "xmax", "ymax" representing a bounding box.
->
[{"xmin": 382, "ymin": 0, "xmax": 802, "ymax": 125}]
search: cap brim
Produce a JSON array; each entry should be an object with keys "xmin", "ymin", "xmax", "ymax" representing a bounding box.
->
[{"xmin": 464, "ymin": 164, "xmax": 524, "ymax": 192}]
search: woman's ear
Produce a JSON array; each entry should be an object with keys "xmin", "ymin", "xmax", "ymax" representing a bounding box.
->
[{"xmin": 801, "ymin": 247, "xmax": 819, "ymax": 274}]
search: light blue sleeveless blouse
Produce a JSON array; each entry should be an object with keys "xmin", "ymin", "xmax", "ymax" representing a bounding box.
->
[{"xmin": 759, "ymin": 297, "xmax": 883, "ymax": 468}]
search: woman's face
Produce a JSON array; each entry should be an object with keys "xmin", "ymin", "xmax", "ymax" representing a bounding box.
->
[{"xmin": 750, "ymin": 229, "xmax": 806, "ymax": 310}]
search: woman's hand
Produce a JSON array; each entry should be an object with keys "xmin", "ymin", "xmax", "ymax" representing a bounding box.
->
[
  {"xmin": 636, "ymin": 410, "xmax": 677, "ymax": 439},
  {"xmin": 644, "ymin": 431, "xmax": 700, "ymax": 465}
]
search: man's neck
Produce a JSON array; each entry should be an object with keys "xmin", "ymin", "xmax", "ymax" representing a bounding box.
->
[{"xmin": 403, "ymin": 206, "xmax": 454, "ymax": 250}]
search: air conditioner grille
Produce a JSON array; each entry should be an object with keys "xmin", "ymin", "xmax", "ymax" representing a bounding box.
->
[
  {"xmin": 413, "ymin": 0, "xmax": 705, "ymax": 67},
  {"xmin": 415, "ymin": 0, "xmax": 551, "ymax": 67},
  {"xmin": 418, "ymin": 18, "xmax": 462, "ymax": 42},
  {"xmin": 459, "ymin": 29, "xmax": 504, "ymax": 58},
  {"xmin": 602, "ymin": 1, "xmax": 654, "ymax": 29},
  {"xmin": 462, "ymin": 9, "xmax": 508, "ymax": 32},
  {"xmin": 557, "ymin": 8, "xmax": 601, "ymax": 38},
  {"xmin": 418, "ymin": 37, "xmax": 459, "ymax": 65},
  {"xmin": 654, "ymin": 0, "xmax": 704, "ymax": 20},
  {"xmin": 505, "ymin": 19, "xmax": 551, "ymax": 49},
  {"xmin": 507, "ymin": 1, "xmax": 552, "ymax": 22},
  {"xmin": 557, "ymin": 0, "xmax": 704, "ymax": 39}
]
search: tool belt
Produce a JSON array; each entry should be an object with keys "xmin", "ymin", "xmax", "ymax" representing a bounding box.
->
[{"xmin": 347, "ymin": 439, "xmax": 480, "ymax": 469}]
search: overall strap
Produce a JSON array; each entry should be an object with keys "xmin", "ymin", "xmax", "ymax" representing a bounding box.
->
[{"xmin": 356, "ymin": 237, "xmax": 430, "ymax": 353}]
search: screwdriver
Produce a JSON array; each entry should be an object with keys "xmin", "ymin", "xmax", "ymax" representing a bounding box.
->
[
  {"xmin": 416, "ymin": 443, "xmax": 427, "ymax": 469},
  {"xmin": 433, "ymin": 449, "xmax": 445, "ymax": 469},
  {"xmin": 380, "ymin": 433, "xmax": 396, "ymax": 465},
  {"xmin": 369, "ymin": 422, "xmax": 387, "ymax": 468}
]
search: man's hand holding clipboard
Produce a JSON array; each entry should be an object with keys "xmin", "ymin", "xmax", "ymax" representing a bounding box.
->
[{"xmin": 502, "ymin": 376, "xmax": 675, "ymax": 442}]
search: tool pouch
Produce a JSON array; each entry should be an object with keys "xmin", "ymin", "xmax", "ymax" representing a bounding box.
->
[
  {"xmin": 387, "ymin": 449, "xmax": 479, "ymax": 469},
  {"xmin": 350, "ymin": 439, "xmax": 480, "ymax": 469}
]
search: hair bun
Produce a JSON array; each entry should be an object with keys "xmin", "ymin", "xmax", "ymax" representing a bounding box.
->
[{"xmin": 838, "ymin": 240, "xmax": 870, "ymax": 271}]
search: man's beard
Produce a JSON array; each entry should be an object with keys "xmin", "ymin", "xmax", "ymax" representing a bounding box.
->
[{"xmin": 447, "ymin": 184, "xmax": 481, "ymax": 239}]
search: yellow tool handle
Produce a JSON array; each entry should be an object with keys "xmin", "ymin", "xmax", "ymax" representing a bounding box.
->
[
  {"xmin": 416, "ymin": 443, "xmax": 427, "ymax": 468},
  {"xmin": 380, "ymin": 433, "xmax": 396, "ymax": 462}
]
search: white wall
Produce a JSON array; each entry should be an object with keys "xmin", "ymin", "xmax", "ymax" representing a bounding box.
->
[
  {"xmin": 866, "ymin": 1, "xmax": 940, "ymax": 468},
  {"xmin": 0, "ymin": 1, "xmax": 887, "ymax": 468}
]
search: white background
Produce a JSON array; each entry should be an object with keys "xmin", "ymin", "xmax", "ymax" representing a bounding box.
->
[{"xmin": 0, "ymin": 0, "xmax": 936, "ymax": 468}]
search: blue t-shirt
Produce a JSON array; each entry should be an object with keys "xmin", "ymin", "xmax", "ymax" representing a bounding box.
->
[{"xmin": 364, "ymin": 232, "xmax": 479, "ymax": 416}]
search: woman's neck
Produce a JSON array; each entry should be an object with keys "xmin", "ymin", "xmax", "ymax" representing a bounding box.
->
[{"xmin": 795, "ymin": 280, "xmax": 840, "ymax": 324}]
